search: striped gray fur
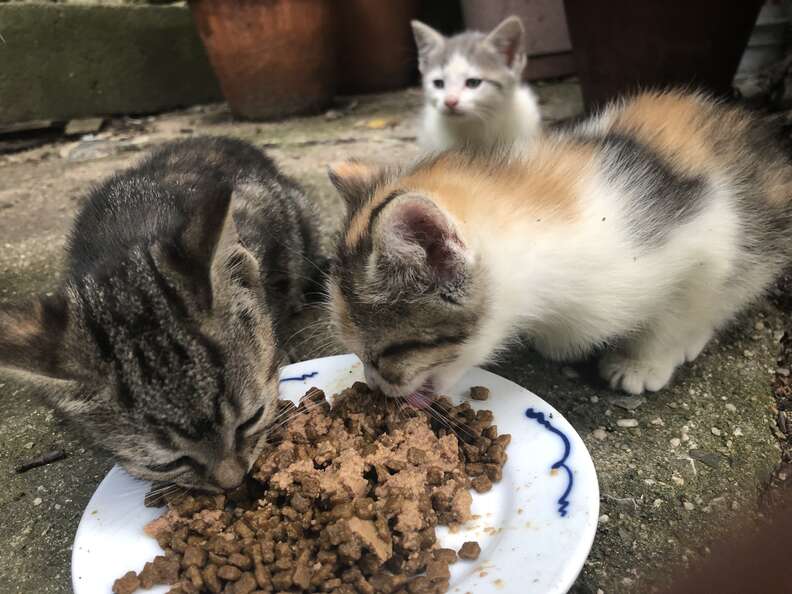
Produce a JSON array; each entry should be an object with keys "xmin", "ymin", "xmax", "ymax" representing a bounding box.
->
[{"xmin": 0, "ymin": 137, "xmax": 320, "ymax": 491}]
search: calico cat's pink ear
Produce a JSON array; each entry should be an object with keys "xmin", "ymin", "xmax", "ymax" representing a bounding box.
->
[
  {"xmin": 377, "ymin": 196, "xmax": 468, "ymax": 292},
  {"xmin": 0, "ymin": 294, "xmax": 75, "ymax": 381},
  {"xmin": 328, "ymin": 161, "xmax": 383, "ymax": 211},
  {"xmin": 485, "ymin": 16, "xmax": 525, "ymax": 68}
]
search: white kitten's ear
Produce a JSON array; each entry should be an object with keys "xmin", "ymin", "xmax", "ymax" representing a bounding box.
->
[
  {"xmin": 328, "ymin": 160, "xmax": 383, "ymax": 211},
  {"xmin": 376, "ymin": 196, "xmax": 469, "ymax": 297},
  {"xmin": 411, "ymin": 20, "xmax": 445, "ymax": 62},
  {"xmin": 485, "ymin": 15, "xmax": 525, "ymax": 69}
]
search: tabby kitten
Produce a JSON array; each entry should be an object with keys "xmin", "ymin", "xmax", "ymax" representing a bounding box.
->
[
  {"xmin": 412, "ymin": 16, "xmax": 542, "ymax": 153},
  {"xmin": 328, "ymin": 91, "xmax": 792, "ymax": 398},
  {"xmin": 0, "ymin": 137, "xmax": 319, "ymax": 491}
]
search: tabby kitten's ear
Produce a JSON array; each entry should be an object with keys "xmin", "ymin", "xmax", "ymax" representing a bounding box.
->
[
  {"xmin": 328, "ymin": 161, "xmax": 384, "ymax": 211},
  {"xmin": 411, "ymin": 20, "xmax": 445, "ymax": 72},
  {"xmin": 0, "ymin": 294, "xmax": 77, "ymax": 381},
  {"xmin": 154, "ymin": 183, "xmax": 238, "ymax": 313},
  {"xmin": 374, "ymin": 196, "xmax": 470, "ymax": 298},
  {"xmin": 485, "ymin": 16, "xmax": 526, "ymax": 69}
]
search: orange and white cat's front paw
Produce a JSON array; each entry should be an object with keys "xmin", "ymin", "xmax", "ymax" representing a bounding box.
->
[{"xmin": 599, "ymin": 352, "xmax": 676, "ymax": 395}]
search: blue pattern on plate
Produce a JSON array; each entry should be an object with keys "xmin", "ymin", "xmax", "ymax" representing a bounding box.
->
[
  {"xmin": 279, "ymin": 371, "xmax": 319, "ymax": 383},
  {"xmin": 525, "ymin": 407, "xmax": 573, "ymax": 517}
]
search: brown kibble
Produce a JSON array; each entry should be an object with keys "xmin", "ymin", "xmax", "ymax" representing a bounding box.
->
[
  {"xmin": 458, "ymin": 541, "xmax": 481, "ymax": 560},
  {"xmin": 484, "ymin": 463, "xmax": 503, "ymax": 482},
  {"xmin": 203, "ymin": 564, "xmax": 223, "ymax": 593},
  {"xmin": 218, "ymin": 565, "xmax": 242, "ymax": 581},
  {"xmin": 185, "ymin": 565, "xmax": 205, "ymax": 590},
  {"xmin": 469, "ymin": 386, "xmax": 490, "ymax": 401},
  {"xmin": 407, "ymin": 447, "xmax": 427, "ymax": 465},
  {"xmin": 232, "ymin": 572, "xmax": 257, "ymax": 594},
  {"xmin": 432, "ymin": 548, "xmax": 457, "ymax": 564},
  {"xmin": 117, "ymin": 384, "xmax": 507, "ymax": 594},
  {"xmin": 228, "ymin": 553, "xmax": 252, "ymax": 570},
  {"xmin": 182, "ymin": 545, "xmax": 208, "ymax": 568},
  {"xmin": 253, "ymin": 561, "xmax": 271, "ymax": 589},
  {"xmin": 425, "ymin": 560, "xmax": 450, "ymax": 582},
  {"xmin": 407, "ymin": 575, "xmax": 432, "ymax": 593},
  {"xmin": 465, "ymin": 462, "xmax": 485, "ymax": 476},
  {"xmin": 112, "ymin": 571, "xmax": 140, "ymax": 594},
  {"xmin": 471, "ymin": 474, "xmax": 493, "ymax": 493},
  {"xmin": 486, "ymin": 445, "xmax": 507, "ymax": 465},
  {"xmin": 271, "ymin": 569, "xmax": 293, "ymax": 590}
]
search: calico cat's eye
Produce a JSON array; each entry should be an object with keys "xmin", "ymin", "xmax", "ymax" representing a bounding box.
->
[
  {"xmin": 146, "ymin": 456, "xmax": 193, "ymax": 474},
  {"xmin": 465, "ymin": 78, "xmax": 482, "ymax": 89},
  {"xmin": 433, "ymin": 79, "xmax": 445, "ymax": 89},
  {"xmin": 236, "ymin": 405, "xmax": 266, "ymax": 437}
]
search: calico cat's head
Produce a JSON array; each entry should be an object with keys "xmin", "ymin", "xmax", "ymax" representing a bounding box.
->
[
  {"xmin": 0, "ymin": 191, "xmax": 280, "ymax": 492},
  {"xmin": 412, "ymin": 16, "xmax": 527, "ymax": 123},
  {"xmin": 327, "ymin": 161, "xmax": 489, "ymax": 401}
]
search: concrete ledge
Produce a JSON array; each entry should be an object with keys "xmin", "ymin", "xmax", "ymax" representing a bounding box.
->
[{"xmin": 0, "ymin": 3, "xmax": 222, "ymax": 126}]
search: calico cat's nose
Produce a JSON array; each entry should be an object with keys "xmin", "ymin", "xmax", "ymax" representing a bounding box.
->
[
  {"xmin": 212, "ymin": 457, "xmax": 246, "ymax": 490},
  {"xmin": 444, "ymin": 96, "xmax": 459, "ymax": 109}
]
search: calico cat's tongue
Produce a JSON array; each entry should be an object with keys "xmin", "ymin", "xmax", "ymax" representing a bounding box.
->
[
  {"xmin": 404, "ymin": 381, "xmax": 434, "ymax": 409},
  {"xmin": 405, "ymin": 391, "xmax": 432, "ymax": 409}
]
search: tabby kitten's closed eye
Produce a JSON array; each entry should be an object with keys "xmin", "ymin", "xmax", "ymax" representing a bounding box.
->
[
  {"xmin": 328, "ymin": 91, "xmax": 792, "ymax": 398},
  {"xmin": 0, "ymin": 137, "xmax": 319, "ymax": 491},
  {"xmin": 412, "ymin": 15, "xmax": 542, "ymax": 154}
]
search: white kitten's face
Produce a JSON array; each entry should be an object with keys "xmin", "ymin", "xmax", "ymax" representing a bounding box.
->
[
  {"xmin": 412, "ymin": 17, "xmax": 526, "ymax": 125},
  {"xmin": 423, "ymin": 54, "xmax": 510, "ymax": 121}
]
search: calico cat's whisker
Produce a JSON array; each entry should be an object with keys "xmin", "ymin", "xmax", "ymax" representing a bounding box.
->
[{"xmin": 281, "ymin": 320, "xmax": 332, "ymax": 349}]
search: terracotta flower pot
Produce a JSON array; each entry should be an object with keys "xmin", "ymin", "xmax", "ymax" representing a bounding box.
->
[
  {"xmin": 336, "ymin": 0, "xmax": 420, "ymax": 94},
  {"xmin": 189, "ymin": 0, "xmax": 337, "ymax": 120},
  {"xmin": 563, "ymin": 0, "xmax": 764, "ymax": 111}
]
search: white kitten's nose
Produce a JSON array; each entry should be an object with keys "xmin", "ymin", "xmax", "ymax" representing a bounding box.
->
[{"xmin": 444, "ymin": 96, "xmax": 459, "ymax": 109}]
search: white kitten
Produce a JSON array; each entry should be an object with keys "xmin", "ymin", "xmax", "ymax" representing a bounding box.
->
[{"xmin": 412, "ymin": 16, "xmax": 542, "ymax": 153}]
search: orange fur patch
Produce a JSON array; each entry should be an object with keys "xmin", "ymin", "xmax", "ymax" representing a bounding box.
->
[
  {"xmin": 609, "ymin": 91, "xmax": 750, "ymax": 176},
  {"xmin": 342, "ymin": 144, "xmax": 592, "ymax": 250}
]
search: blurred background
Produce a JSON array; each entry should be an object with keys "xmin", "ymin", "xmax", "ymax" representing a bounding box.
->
[{"xmin": 1, "ymin": 0, "xmax": 790, "ymax": 134}]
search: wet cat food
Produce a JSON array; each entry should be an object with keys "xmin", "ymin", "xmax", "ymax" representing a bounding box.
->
[
  {"xmin": 113, "ymin": 382, "xmax": 509, "ymax": 594},
  {"xmin": 469, "ymin": 386, "xmax": 490, "ymax": 401}
]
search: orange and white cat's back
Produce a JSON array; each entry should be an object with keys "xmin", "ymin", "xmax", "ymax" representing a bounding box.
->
[{"xmin": 328, "ymin": 91, "xmax": 792, "ymax": 397}]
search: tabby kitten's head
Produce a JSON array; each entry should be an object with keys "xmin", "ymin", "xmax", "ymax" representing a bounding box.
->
[
  {"xmin": 327, "ymin": 162, "xmax": 488, "ymax": 400},
  {"xmin": 0, "ymin": 192, "xmax": 280, "ymax": 492},
  {"xmin": 412, "ymin": 16, "xmax": 527, "ymax": 123}
]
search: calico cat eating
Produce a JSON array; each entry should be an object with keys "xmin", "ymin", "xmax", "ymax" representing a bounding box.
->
[
  {"xmin": 0, "ymin": 137, "xmax": 319, "ymax": 491},
  {"xmin": 412, "ymin": 15, "xmax": 542, "ymax": 153},
  {"xmin": 327, "ymin": 91, "xmax": 792, "ymax": 398}
]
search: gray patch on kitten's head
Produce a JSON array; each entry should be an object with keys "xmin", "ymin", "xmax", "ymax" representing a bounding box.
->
[
  {"xmin": 328, "ymin": 163, "xmax": 488, "ymax": 398},
  {"xmin": 412, "ymin": 16, "xmax": 526, "ymax": 78},
  {"xmin": 412, "ymin": 16, "xmax": 527, "ymax": 120}
]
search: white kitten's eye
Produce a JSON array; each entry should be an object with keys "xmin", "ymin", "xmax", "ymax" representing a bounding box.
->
[
  {"xmin": 465, "ymin": 78, "xmax": 482, "ymax": 89},
  {"xmin": 433, "ymin": 79, "xmax": 444, "ymax": 89}
]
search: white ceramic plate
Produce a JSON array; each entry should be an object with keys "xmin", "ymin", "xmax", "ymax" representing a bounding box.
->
[{"xmin": 72, "ymin": 354, "xmax": 599, "ymax": 594}]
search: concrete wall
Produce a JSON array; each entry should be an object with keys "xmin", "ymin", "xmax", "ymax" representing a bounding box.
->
[{"xmin": 0, "ymin": 3, "xmax": 222, "ymax": 126}]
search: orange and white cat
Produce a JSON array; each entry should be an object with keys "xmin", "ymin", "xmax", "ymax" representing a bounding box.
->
[{"xmin": 327, "ymin": 91, "xmax": 792, "ymax": 398}]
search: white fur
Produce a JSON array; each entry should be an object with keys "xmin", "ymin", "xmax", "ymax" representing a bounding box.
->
[
  {"xmin": 430, "ymin": 173, "xmax": 778, "ymax": 396},
  {"xmin": 413, "ymin": 20, "xmax": 542, "ymax": 153}
]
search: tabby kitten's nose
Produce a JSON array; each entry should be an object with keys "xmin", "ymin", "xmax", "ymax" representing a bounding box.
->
[{"xmin": 213, "ymin": 457, "xmax": 246, "ymax": 490}]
